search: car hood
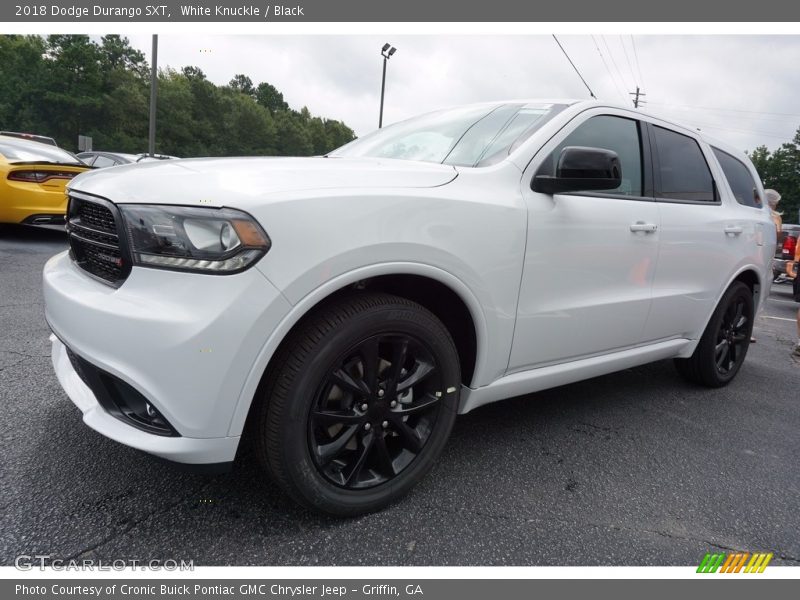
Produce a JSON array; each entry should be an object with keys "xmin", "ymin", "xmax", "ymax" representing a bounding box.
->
[{"xmin": 67, "ymin": 156, "xmax": 458, "ymax": 207}]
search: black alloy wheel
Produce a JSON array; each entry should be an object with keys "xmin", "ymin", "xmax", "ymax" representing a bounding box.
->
[
  {"xmin": 713, "ymin": 295, "xmax": 750, "ymax": 376},
  {"xmin": 254, "ymin": 292, "xmax": 461, "ymax": 516},
  {"xmin": 308, "ymin": 334, "xmax": 444, "ymax": 489},
  {"xmin": 674, "ymin": 281, "xmax": 754, "ymax": 387}
]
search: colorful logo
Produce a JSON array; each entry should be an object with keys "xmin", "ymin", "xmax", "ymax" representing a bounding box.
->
[{"xmin": 697, "ymin": 552, "xmax": 773, "ymax": 573}]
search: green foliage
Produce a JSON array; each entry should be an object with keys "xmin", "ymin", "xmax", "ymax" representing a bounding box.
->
[
  {"xmin": 749, "ymin": 131, "xmax": 800, "ymax": 223},
  {"xmin": 0, "ymin": 34, "xmax": 355, "ymax": 157}
]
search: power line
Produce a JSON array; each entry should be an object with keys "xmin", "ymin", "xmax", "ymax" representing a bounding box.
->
[
  {"xmin": 619, "ymin": 35, "xmax": 638, "ymax": 89},
  {"xmin": 647, "ymin": 101, "xmax": 800, "ymax": 119},
  {"xmin": 655, "ymin": 116, "xmax": 795, "ymax": 141},
  {"xmin": 648, "ymin": 104, "xmax": 800, "ymax": 126},
  {"xmin": 552, "ymin": 35, "xmax": 596, "ymax": 99},
  {"xmin": 591, "ymin": 35, "xmax": 627, "ymax": 103},
  {"xmin": 630, "ymin": 35, "xmax": 646, "ymax": 90},
  {"xmin": 601, "ymin": 35, "xmax": 634, "ymax": 92}
]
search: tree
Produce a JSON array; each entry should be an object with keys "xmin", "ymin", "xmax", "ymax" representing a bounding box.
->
[
  {"xmin": 229, "ymin": 74, "xmax": 255, "ymax": 98},
  {"xmin": 99, "ymin": 34, "xmax": 148, "ymax": 78},
  {"xmin": 0, "ymin": 34, "xmax": 356, "ymax": 159},
  {"xmin": 750, "ymin": 130, "xmax": 800, "ymax": 222},
  {"xmin": 255, "ymin": 82, "xmax": 288, "ymax": 114},
  {"xmin": 41, "ymin": 35, "xmax": 105, "ymax": 146},
  {"xmin": 273, "ymin": 110, "xmax": 313, "ymax": 156}
]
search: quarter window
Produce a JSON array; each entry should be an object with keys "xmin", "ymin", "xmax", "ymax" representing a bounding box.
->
[
  {"xmin": 712, "ymin": 148, "xmax": 762, "ymax": 208},
  {"xmin": 652, "ymin": 126, "xmax": 715, "ymax": 202},
  {"xmin": 538, "ymin": 115, "xmax": 643, "ymax": 196}
]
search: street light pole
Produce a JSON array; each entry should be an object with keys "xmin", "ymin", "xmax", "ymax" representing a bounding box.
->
[
  {"xmin": 378, "ymin": 43, "xmax": 396, "ymax": 128},
  {"xmin": 148, "ymin": 34, "xmax": 158, "ymax": 157}
]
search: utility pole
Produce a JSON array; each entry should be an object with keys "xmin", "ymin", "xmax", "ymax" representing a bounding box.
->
[
  {"xmin": 629, "ymin": 86, "xmax": 646, "ymax": 109},
  {"xmin": 148, "ymin": 35, "xmax": 158, "ymax": 157}
]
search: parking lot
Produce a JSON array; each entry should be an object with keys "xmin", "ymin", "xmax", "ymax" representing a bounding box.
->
[{"xmin": 1, "ymin": 223, "xmax": 798, "ymax": 566}]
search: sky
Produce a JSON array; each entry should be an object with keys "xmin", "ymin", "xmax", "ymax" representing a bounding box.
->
[{"xmin": 123, "ymin": 34, "xmax": 800, "ymax": 153}]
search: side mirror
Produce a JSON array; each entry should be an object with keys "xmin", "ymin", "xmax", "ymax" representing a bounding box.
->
[{"xmin": 533, "ymin": 146, "xmax": 622, "ymax": 195}]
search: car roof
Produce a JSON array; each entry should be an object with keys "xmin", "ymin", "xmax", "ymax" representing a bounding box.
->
[
  {"xmin": 0, "ymin": 131, "xmax": 57, "ymax": 145},
  {"xmin": 559, "ymin": 100, "xmax": 754, "ymax": 160},
  {"xmin": 79, "ymin": 151, "xmax": 139, "ymax": 161},
  {"xmin": 0, "ymin": 135, "xmax": 82, "ymax": 164},
  {"xmin": 432, "ymin": 99, "xmax": 753, "ymax": 161}
]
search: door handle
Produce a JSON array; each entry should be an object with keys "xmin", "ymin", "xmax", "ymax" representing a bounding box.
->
[
  {"xmin": 630, "ymin": 221, "xmax": 658, "ymax": 233},
  {"xmin": 724, "ymin": 225, "xmax": 743, "ymax": 236}
]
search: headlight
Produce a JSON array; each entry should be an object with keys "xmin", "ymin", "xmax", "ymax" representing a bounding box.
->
[{"xmin": 118, "ymin": 205, "xmax": 270, "ymax": 274}]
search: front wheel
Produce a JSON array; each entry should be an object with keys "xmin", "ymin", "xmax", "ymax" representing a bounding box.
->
[
  {"xmin": 674, "ymin": 281, "xmax": 754, "ymax": 387},
  {"xmin": 254, "ymin": 293, "xmax": 461, "ymax": 516}
]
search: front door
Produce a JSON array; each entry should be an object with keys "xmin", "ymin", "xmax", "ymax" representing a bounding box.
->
[{"xmin": 509, "ymin": 112, "xmax": 660, "ymax": 371}]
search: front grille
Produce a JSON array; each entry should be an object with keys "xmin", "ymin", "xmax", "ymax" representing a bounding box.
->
[
  {"xmin": 66, "ymin": 194, "xmax": 130, "ymax": 286},
  {"xmin": 77, "ymin": 201, "xmax": 116, "ymax": 233}
]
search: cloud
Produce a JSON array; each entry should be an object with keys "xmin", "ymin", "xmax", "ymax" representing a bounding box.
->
[{"xmin": 124, "ymin": 34, "xmax": 800, "ymax": 152}]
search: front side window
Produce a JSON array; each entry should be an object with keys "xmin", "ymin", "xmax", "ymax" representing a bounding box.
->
[
  {"xmin": 652, "ymin": 126, "xmax": 715, "ymax": 202},
  {"xmin": 537, "ymin": 115, "xmax": 643, "ymax": 196},
  {"xmin": 712, "ymin": 148, "xmax": 761, "ymax": 208}
]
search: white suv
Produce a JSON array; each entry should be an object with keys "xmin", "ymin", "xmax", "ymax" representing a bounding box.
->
[{"xmin": 43, "ymin": 100, "xmax": 775, "ymax": 515}]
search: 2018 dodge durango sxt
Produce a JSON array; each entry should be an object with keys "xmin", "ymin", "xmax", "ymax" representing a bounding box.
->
[{"xmin": 43, "ymin": 100, "xmax": 775, "ymax": 515}]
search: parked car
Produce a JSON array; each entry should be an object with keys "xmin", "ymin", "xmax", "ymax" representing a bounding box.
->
[
  {"xmin": 43, "ymin": 100, "xmax": 775, "ymax": 515},
  {"xmin": 773, "ymin": 223, "xmax": 799, "ymax": 280},
  {"xmin": 77, "ymin": 151, "xmax": 178, "ymax": 168},
  {"xmin": 0, "ymin": 131, "xmax": 58, "ymax": 146},
  {"xmin": 0, "ymin": 135, "xmax": 90, "ymax": 225}
]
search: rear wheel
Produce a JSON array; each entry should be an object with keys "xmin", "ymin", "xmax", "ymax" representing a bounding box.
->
[
  {"xmin": 254, "ymin": 293, "xmax": 460, "ymax": 516},
  {"xmin": 674, "ymin": 281, "xmax": 754, "ymax": 387}
]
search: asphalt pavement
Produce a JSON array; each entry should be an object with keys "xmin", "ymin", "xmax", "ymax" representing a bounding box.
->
[{"xmin": 1, "ymin": 223, "xmax": 798, "ymax": 566}]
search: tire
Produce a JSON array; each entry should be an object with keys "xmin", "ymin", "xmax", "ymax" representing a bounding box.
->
[
  {"xmin": 254, "ymin": 292, "xmax": 461, "ymax": 516},
  {"xmin": 674, "ymin": 281, "xmax": 754, "ymax": 387}
]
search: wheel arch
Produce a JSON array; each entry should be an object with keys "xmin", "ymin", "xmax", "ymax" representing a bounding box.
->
[
  {"xmin": 226, "ymin": 263, "xmax": 489, "ymax": 438},
  {"xmin": 677, "ymin": 264, "xmax": 764, "ymax": 358}
]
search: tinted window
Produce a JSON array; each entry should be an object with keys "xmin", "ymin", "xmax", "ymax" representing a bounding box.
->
[
  {"xmin": 712, "ymin": 148, "xmax": 761, "ymax": 208},
  {"xmin": 538, "ymin": 115, "xmax": 642, "ymax": 196},
  {"xmin": 652, "ymin": 126, "xmax": 715, "ymax": 202},
  {"xmin": 92, "ymin": 155, "xmax": 117, "ymax": 168}
]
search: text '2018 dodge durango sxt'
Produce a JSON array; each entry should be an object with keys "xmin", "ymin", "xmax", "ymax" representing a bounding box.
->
[{"xmin": 43, "ymin": 100, "xmax": 775, "ymax": 515}]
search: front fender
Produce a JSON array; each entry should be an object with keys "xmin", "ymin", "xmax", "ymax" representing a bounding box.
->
[{"xmin": 226, "ymin": 261, "xmax": 495, "ymax": 437}]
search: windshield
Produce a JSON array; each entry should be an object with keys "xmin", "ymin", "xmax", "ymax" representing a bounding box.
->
[
  {"xmin": 330, "ymin": 103, "xmax": 563, "ymax": 167},
  {"xmin": 0, "ymin": 137, "xmax": 83, "ymax": 165}
]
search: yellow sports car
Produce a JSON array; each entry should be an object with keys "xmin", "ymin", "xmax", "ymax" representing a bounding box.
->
[{"xmin": 0, "ymin": 135, "xmax": 90, "ymax": 225}]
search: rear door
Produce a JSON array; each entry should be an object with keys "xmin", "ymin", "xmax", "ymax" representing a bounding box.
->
[
  {"xmin": 509, "ymin": 110, "xmax": 660, "ymax": 371},
  {"xmin": 642, "ymin": 123, "xmax": 754, "ymax": 342}
]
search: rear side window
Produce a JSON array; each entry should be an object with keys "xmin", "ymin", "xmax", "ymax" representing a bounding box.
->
[
  {"xmin": 652, "ymin": 126, "xmax": 715, "ymax": 202},
  {"xmin": 92, "ymin": 155, "xmax": 116, "ymax": 168},
  {"xmin": 712, "ymin": 148, "xmax": 762, "ymax": 208},
  {"xmin": 539, "ymin": 115, "xmax": 643, "ymax": 196}
]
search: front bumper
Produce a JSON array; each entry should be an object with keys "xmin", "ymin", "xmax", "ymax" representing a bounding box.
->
[
  {"xmin": 51, "ymin": 335, "xmax": 240, "ymax": 464},
  {"xmin": 44, "ymin": 251, "xmax": 292, "ymax": 465}
]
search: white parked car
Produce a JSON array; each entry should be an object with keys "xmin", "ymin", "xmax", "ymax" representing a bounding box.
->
[{"xmin": 43, "ymin": 100, "xmax": 775, "ymax": 515}]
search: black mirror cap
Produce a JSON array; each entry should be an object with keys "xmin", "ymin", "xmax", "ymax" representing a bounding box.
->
[{"xmin": 532, "ymin": 146, "xmax": 623, "ymax": 195}]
